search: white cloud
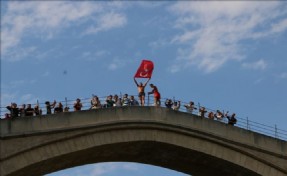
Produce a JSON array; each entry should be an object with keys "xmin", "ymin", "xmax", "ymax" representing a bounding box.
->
[
  {"xmin": 20, "ymin": 94, "xmax": 39, "ymax": 104},
  {"xmin": 108, "ymin": 58, "xmax": 127, "ymax": 71},
  {"xmin": 3, "ymin": 47, "xmax": 37, "ymax": 62},
  {"xmin": 1, "ymin": 1, "xmax": 125, "ymax": 60},
  {"xmin": 1, "ymin": 92, "xmax": 38, "ymax": 108},
  {"xmin": 84, "ymin": 12, "xmax": 127, "ymax": 34},
  {"xmin": 242, "ymin": 59, "xmax": 267, "ymax": 70},
  {"xmin": 81, "ymin": 50, "xmax": 110, "ymax": 61},
  {"xmin": 1, "ymin": 93, "xmax": 17, "ymax": 106},
  {"xmin": 168, "ymin": 1, "xmax": 287, "ymax": 73},
  {"xmin": 271, "ymin": 18, "xmax": 287, "ymax": 33}
]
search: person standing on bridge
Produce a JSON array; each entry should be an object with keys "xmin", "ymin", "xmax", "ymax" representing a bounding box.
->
[
  {"xmin": 54, "ymin": 102, "xmax": 63, "ymax": 113},
  {"xmin": 45, "ymin": 100, "xmax": 56, "ymax": 115},
  {"xmin": 148, "ymin": 84, "xmax": 161, "ymax": 107},
  {"xmin": 199, "ymin": 107, "xmax": 207, "ymax": 118},
  {"xmin": 113, "ymin": 94, "xmax": 122, "ymax": 107},
  {"xmin": 172, "ymin": 101, "xmax": 181, "ymax": 111},
  {"xmin": 34, "ymin": 105, "xmax": 42, "ymax": 116},
  {"xmin": 6, "ymin": 103, "xmax": 19, "ymax": 118},
  {"xmin": 134, "ymin": 60, "xmax": 154, "ymax": 106},
  {"xmin": 73, "ymin": 98, "xmax": 82, "ymax": 111},
  {"xmin": 134, "ymin": 78, "xmax": 150, "ymax": 106},
  {"xmin": 91, "ymin": 95, "xmax": 101, "ymax": 109},
  {"xmin": 165, "ymin": 99, "xmax": 173, "ymax": 109},
  {"xmin": 130, "ymin": 95, "xmax": 139, "ymax": 106},
  {"xmin": 225, "ymin": 112, "xmax": 237, "ymax": 126},
  {"xmin": 105, "ymin": 95, "xmax": 115, "ymax": 108},
  {"xmin": 25, "ymin": 104, "xmax": 34, "ymax": 116},
  {"xmin": 184, "ymin": 101, "xmax": 197, "ymax": 114}
]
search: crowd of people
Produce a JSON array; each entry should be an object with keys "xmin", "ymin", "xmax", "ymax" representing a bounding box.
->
[
  {"xmin": 163, "ymin": 99, "xmax": 237, "ymax": 126},
  {"xmin": 3, "ymin": 82, "xmax": 237, "ymax": 126}
]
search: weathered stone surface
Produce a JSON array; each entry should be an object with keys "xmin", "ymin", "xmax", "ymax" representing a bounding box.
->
[{"xmin": 0, "ymin": 107, "xmax": 286, "ymax": 176}]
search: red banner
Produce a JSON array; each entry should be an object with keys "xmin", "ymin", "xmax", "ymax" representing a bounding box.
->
[{"xmin": 134, "ymin": 60, "xmax": 154, "ymax": 78}]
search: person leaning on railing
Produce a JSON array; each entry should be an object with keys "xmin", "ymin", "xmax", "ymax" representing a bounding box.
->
[{"xmin": 148, "ymin": 83, "xmax": 161, "ymax": 106}]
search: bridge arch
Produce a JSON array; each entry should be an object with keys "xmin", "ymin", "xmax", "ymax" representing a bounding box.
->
[{"xmin": 1, "ymin": 107, "xmax": 286, "ymax": 176}]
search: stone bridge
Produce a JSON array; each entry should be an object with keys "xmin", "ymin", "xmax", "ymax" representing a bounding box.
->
[{"xmin": 0, "ymin": 107, "xmax": 286, "ymax": 176}]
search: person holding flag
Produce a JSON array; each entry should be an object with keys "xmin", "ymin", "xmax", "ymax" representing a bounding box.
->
[
  {"xmin": 134, "ymin": 60, "xmax": 154, "ymax": 106},
  {"xmin": 134, "ymin": 77, "xmax": 150, "ymax": 106}
]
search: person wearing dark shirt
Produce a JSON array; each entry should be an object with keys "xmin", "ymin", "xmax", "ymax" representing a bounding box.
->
[
  {"xmin": 45, "ymin": 100, "xmax": 56, "ymax": 114},
  {"xmin": 6, "ymin": 103, "xmax": 19, "ymax": 118},
  {"xmin": 25, "ymin": 104, "xmax": 34, "ymax": 116},
  {"xmin": 54, "ymin": 102, "xmax": 64, "ymax": 113},
  {"xmin": 34, "ymin": 105, "xmax": 42, "ymax": 116},
  {"xmin": 199, "ymin": 107, "xmax": 207, "ymax": 118},
  {"xmin": 19, "ymin": 104, "xmax": 26, "ymax": 117},
  {"xmin": 130, "ymin": 95, "xmax": 139, "ymax": 106},
  {"xmin": 73, "ymin": 98, "xmax": 82, "ymax": 111},
  {"xmin": 165, "ymin": 99, "xmax": 173, "ymax": 109},
  {"xmin": 225, "ymin": 112, "xmax": 237, "ymax": 126}
]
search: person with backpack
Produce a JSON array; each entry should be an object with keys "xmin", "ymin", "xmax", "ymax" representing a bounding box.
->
[{"xmin": 225, "ymin": 112, "xmax": 237, "ymax": 126}]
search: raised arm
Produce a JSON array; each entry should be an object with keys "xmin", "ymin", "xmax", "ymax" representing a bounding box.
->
[{"xmin": 134, "ymin": 78, "xmax": 139, "ymax": 86}]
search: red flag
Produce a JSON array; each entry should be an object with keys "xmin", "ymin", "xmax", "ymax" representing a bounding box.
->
[{"xmin": 134, "ymin": 60, "xmax": 154, "ymax": 78}]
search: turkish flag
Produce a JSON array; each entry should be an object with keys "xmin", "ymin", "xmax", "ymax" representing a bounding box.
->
[{"xmin": 134, "ymin": 60, "xmax": 154, "ymax": 78}]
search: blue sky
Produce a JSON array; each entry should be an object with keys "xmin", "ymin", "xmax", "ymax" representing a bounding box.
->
[{"xmin": 1, "ymin": 1, "xmax": 287, "ymax": 175}]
